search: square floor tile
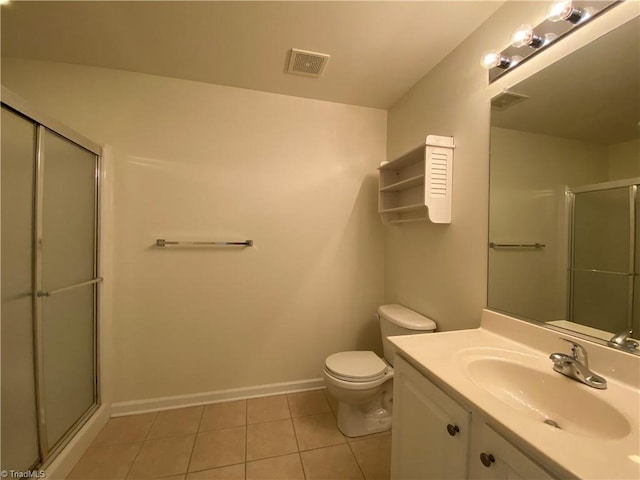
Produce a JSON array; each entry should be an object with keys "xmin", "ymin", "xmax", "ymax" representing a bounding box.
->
[
  {"xmin": 147, "ymin": 407, "xmax": 203, "ymax": 439},
  {"xmin": 246, "ymin": 419, "xmax": 298, "ymax": 461},
  {"xmin": 292, "ymin": 413, "xmax": 346, "ymax": 451},
  {"xmin": 185, "ymin": 463, "xmax": 244, "ymax": 479},
  {"xmin": 200, "ymin": 400, "xmax": 246, "ymax": 432},
  {"xmin": 287, "ymin": 390, "xmax": 331, "ymax": 418},
  {"xmin": 301, "ymin": 444, "xmax": 364, "ymax": 479},
  {"xmin": 247, "ymin": 395, "xmax": 290, "ymax": 424},
  {"xmin": 246, "ymin": 453, "xmax": 305, "ymax": 480},
  {"xmin": 127, "ymin": 435, "xmax": 195, "ymax": 479},
  {"xmin": 67, "ymin": 442, "xmax": 141, "ymax": 480},
  {"xmin": 349, "ymin": 435, "xmax": 391, "ymax": 480},
  {"xmin": 93, "ymin": 413, "xmax": 157, "ymax": 446},
  {"xmin": 188, "ymin": 426, "xmax": 246, "ymax": 472}
]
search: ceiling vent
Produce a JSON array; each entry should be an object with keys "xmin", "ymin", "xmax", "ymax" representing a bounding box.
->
[
  {"xmin": 491, "ymin": 90, "xmax": 529, "ymax": 110},
  {"xmin": 287, "ymin": 48, "xmax": 330, "ymax": 78}
]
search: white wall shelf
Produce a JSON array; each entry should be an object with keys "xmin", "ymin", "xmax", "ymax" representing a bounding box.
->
[{"xmin": 379, "ymin": 135, "xmax": 454, "ymax": 224}]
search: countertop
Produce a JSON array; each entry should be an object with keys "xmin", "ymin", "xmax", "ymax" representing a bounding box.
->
[{"xmin": 388, "ymin": 309, "xmax": 640, "ymax": 480}]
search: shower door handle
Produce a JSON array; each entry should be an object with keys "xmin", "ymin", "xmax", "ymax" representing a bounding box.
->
[
  {"xmin": 569, "ymin": 268, "xmax": 635, "ymax": 276},
  {"xmin": 37, "ymin": 277, "xmax": 103, "ymax": 297}
]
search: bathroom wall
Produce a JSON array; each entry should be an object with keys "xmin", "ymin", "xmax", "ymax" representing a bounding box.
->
[
  {"xmin": 1, "ymin": 59, "xmax": 386, "ymax": 403},
  {"xmin": 609, "ymin": 138, "xmax": 640, "ymax": 180},
  {"xmin": 384, "ymin": 1, "xmax": 639, "ymax": 331},
  {"xmin": 488, "ymin": 127, "xmax": 607, "ymax": 321}
]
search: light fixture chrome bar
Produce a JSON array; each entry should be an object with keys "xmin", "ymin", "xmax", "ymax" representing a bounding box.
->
[
  {"xmin": 486, "ymin": 0, "xmax": 621, "ymax": 83},
  {"xmin": 156, "ymin": 239, "xmax": 253, "ymax": 247},
  {"xmin": 569, "ymin": 268, "xmax": 635, "ymax": 277},
  {"xmin": 489, "ymin": 242, "xmax": 545, "ymax": 249},
  {"xmin": 37, "ymin": 277, "xmax": 103, "ymax": 298}
]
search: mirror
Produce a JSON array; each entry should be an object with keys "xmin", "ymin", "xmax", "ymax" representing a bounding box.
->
[{"xmin": 488, "ymin": 16, "xmax": 640, "ymax": 351}]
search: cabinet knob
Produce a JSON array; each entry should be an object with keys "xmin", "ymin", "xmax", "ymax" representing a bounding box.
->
[
  {"xmin": 480, "ymin": 452, "xmax": 496, "ymax": 468},
  {"xmin": 446, "ymin": 424, "xmax": 460, "ymax": 436}
]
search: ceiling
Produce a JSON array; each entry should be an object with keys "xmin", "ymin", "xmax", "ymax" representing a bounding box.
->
[{"xmin": 0, "ymin": 1, "xmax": 504, "ymax": 109}]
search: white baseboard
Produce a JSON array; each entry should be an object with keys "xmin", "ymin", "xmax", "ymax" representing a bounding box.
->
[
  {"xmin": 44, "ymin": 404, "xmax": 111, "ymax": 480},
  {"xmin": 110, "ymin": 377, "xmax": 326, "ymax": 417}
]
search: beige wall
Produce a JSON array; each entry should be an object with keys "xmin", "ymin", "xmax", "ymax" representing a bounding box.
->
[
  {"xmin": 384, "ymin": 1, "xmax": 639, "ymax": 331},
  {"xmin": 608, "ymin": 138, "xmax": 640, "ymax": 180},
  {"xmin": 488, "ymin": 127, "xmax": 607, "ymax": 321},
  {"xmin": 2, "ymin": 59, "xmax": 386, "ymax": 402}
]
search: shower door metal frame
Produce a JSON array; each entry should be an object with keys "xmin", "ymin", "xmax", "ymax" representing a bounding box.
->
[
  {"xmin": 567, "ymin": 177, "xmax": 639, "ymax": 329},
  {"xmin": 1, "ymin": 86, "xmax": 103, "ymax": 469}
]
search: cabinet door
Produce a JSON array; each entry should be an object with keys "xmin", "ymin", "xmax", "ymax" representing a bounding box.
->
[
  {"xmin": 391, "ymin": 355, "xmax": 470, "ymax": 480},
  {"xmin": 475, "ymin": 425, "xmax": 556, "ymax": 480}
]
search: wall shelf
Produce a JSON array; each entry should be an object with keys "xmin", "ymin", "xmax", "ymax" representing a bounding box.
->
[
  {"xmin": 379, "ymin": 203, "xmax": 424, "ymax": 214},
  {"xmin": 378, "ymin": 135, "xmax": 455, "ymax": 224},
  {"xmin": 379, "ymin": 174, "xmax": 425, "ymax": 192}
]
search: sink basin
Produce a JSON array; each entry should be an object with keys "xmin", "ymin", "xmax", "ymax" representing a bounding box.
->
[{"xmin": 459, "ymin": 350, "xmax": 631, "ymax": 440}]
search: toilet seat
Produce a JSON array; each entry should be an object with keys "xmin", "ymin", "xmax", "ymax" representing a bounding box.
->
[{"xmin": 325, "ymin": 351, "xmax": 388, "ymax": 382}]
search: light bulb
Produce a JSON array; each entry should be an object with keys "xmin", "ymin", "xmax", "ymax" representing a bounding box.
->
[
  {"xmin": 546, "ymin": 1, "xmax": 585, "ymax": 24},
  {"xmin": 480, "ymin": 50, "xmax": 512, "ymax": 70},
  {"xmin": 511, "ymin": 25, "xmax": 545, "ymax": 48}
]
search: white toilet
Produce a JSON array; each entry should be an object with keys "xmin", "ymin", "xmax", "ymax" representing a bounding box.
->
[{"xmin": 323, "ymin": 304, "xmax": 436, "ymax": 437}]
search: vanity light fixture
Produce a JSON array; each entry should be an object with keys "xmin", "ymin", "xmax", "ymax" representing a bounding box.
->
[
  {"xmin": 546, "ymin": 1, "xmax": 591, "ymax": 24},
  {"xmin": 511, "ymin": 25, "xmax": 546, "ymax": 49},
  {"xmin": 481, "ymin": 50, "xmax": 512, "ymax": 70},
  {"xmin": 482, "ymin": 0, "xmax": 621, "ymax": 83}
]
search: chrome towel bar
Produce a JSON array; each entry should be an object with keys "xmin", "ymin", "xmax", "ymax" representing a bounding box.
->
[
  {"xmin": 489, "ymin": 242, "xmax": 545, "ymax": 249},
  {"xmin": 156, "ymin": 239, "xmax": 253, "ymax": 247}
]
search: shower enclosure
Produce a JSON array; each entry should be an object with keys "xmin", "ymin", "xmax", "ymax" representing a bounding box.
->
[
  {"xmin": 568, "ymin": 179, "xmax": 639, "ymax": 335},
  {"xmin": 1, "ymin": 93, "xmax": 102, "ymax": 471}
]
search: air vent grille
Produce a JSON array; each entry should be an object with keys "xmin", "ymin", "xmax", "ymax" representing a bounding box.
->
[
  {"xmin": 491, "ymin": 90, "xmax": 529, "ymax": 110},
  {"xmin": 288, "ymin": 49, "xmax": 330, "ymax": 78}
]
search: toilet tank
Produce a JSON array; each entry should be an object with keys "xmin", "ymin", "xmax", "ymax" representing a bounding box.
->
[{"xmin": 378, "ymin": 304, "xmax": 437, "ymax": 365}]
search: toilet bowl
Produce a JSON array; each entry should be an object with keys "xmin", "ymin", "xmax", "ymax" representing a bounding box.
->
[{"xmin": 323, "ymin": 304, "xmax": 436, "ymax": 437}]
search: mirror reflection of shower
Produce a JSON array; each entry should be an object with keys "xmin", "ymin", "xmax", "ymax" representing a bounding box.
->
[{"xmin": 566, "ymin": 179, "xmax": 639, "ymax": 338}]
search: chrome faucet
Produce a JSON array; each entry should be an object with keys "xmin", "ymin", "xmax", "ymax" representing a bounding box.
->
[
  {"xmin": 549, "ymin": 339, "xmax": 607, "ymax": 389},
  {"xmin": 607, "ymin": 330, "xmax": 639, "ymax": 353}
]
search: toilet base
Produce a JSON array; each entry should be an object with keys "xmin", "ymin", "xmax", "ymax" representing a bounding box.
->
[{"xmin": 336, "ymin": 398, "xmax": 392, "ymax": 437}]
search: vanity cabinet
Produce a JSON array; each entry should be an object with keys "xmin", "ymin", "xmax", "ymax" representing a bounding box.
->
[
  {"xmin": 392, "ymin": 355, "xmax": 558, "ymax": 480},
  {"xmin": 470, "ymin": 424, "xmax": 556, "ymax": 480},
  {"xmin": 391, "ymin": 355, "xmax": 470, "ymax": 479}
]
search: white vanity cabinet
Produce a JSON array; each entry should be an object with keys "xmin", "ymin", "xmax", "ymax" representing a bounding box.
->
[
  {"xmin": 392, "ymin": 355, "xmax": 559, "ymax": 480},
  {"xmin": 391, "ymin": 355, "xmax": 470, "ymax": 479},
  {"xmin": 469, "ymin": 424, "xmax": 557, "ymax": 480}
]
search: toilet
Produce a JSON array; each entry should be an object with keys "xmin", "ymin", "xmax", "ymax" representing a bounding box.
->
[{"xmin": 323, "ymin": 304, "xmax": 436, "ymax": 437}]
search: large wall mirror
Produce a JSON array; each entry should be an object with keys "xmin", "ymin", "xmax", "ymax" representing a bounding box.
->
[{"xmin": 488, "ymin": 16, "xmax": 639, "ymax": 351}]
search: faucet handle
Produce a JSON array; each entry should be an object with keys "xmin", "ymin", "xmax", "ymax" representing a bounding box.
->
[
  {"xmin": 607, "ymin": 330, "xmax": 639, "ymax": 352},
  {"xmin": 559, "ymin": 338, "xmax": 589, "ymax": 367}
]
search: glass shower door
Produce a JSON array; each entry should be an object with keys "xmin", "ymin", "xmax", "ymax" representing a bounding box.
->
[
  {"xmin": 1, "ymin": 107, "xmax": 41, "ymax": 471},
  {"xmin": 39, "ymin": 129, "xmax": 99, "ymax": 449},
  {"xmin": 570, "ymin": 186, "xmax": 633, "ymax": 332},
  {"xmin": 1, "ymin": 101, "xmax": 100, "ymax": 470}
]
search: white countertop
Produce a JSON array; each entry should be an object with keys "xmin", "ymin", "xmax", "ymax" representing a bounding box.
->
[{"xmin": 388, "ymin": 309, "xmax": 640, "ymax": 480}]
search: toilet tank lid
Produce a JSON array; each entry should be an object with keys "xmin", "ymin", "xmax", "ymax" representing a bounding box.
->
[{"xmin": 378, "ymin": 304, "xmax": 437, "ymax": 331}]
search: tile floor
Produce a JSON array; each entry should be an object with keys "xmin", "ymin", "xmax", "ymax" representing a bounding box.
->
[{"xmin": 67, "ymin": 389, "xmax": 391, "ymax": 480}]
